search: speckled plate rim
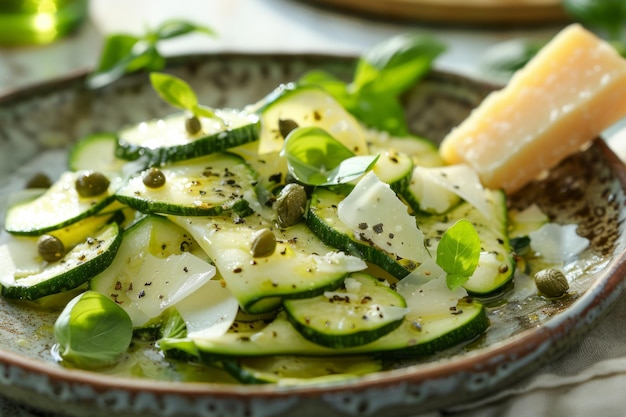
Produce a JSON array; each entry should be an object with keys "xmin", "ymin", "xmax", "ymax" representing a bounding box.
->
[{"xmin": 1, "ymin": 54, "xmax": 626, "ymax": 416}]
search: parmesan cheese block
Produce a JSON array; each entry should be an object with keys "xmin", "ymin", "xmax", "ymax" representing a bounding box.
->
[{"xmin": 439, "ymin": 24, "xmax": 626, "ymax": 194}]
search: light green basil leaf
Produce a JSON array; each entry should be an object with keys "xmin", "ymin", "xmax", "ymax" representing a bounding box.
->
[
  {"xmin": 562, "ymin": 0, "xmax": 626, "ymax": 40},
  {"xmin": 281, "ymin": 127, "xmax": 377, "ymax": 186},
  {"xmin": 86, "ymin": 40, "xmax": 157, "ymax": 89},
  {"xmin": 298, "ymin": 70, "xmax": 351, "ymax": 103},
  {"xmin": 351, "ymin": 93, "xmax": 408, "ymax": 136},
  {"xmin": 150, "ymin": 72, "xmax": 199, "ymax": 111},
  {"xmin": 352, "ymin": 32, "xmax": 446, "ymax": 97},
  {"xmin": 54, "ymin": 291, "xmax": 133, "ymax": 369},
  {"xmin": 88, "ymin": 20, "xmax": 216, "ymax": 89},
  {"xmin": 193, "ymin": 104, "xmax": 217, "ymax": 119},
  {"xmin": 94, "ymin": 34, "xmax": 140, "ymax": 72},
  {"xmin": 436, "ymin": 219, "xmax": 481, "ymax": 291},
  {"xmin": 153, "ymin": 19, "xmax": 216, "ymax": 40}
]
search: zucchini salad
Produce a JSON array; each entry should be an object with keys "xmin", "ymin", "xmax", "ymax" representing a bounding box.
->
[{"xmin": 0, "ymin": 34, "xmax": 590, "ymax": 384}]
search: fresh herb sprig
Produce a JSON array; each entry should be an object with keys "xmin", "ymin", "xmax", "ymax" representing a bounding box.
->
[
  {"xmin": 54, "ymin": 291, "xmax": 133, "ymax": 369},
  {"xmin": 87, "ymin": 19, "xmax": 215, "ymax": 89},
  {"xmin": 479, "ymin": 0, "xmax": 626, "ymax": 81},
  {"xmin": 299, "ymin": 33, "xmax": 446, "ymax": 136},
  {"xmin": 150, "ymin": 72, "xmax": 217, "ymax": 119},
  {"xmin": 436, "ymin": 219, "xmax": 481, "ymax": 291},
  {"xmin": 281, "ymin": 127, "xmax": 379, "ymax": 186},
  {"xmin": 563, "ymin": 0, "xmax": 626, "ymax": 47}
]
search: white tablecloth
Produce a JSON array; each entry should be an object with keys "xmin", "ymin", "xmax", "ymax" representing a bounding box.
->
[{"xmin": 2, "ymin": 1, "xmax": 625, "ymax": 416}]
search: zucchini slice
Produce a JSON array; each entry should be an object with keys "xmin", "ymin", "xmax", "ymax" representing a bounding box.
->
[
  {"xmin": 5, "ymin": 171, "xmax": 118, "ymax": 236},
  {"xmin": 163, "ymin": 297, "xmax": 487, "ymax": 359},
  {"xmin": 221, "ymin": 355, "xmax": 383, "ymax": 385},
  {"xmin": 68, "ymin": 132, "xmax": 128, "ymax": 174},
  {"xmin": 366, "ymin": 130, "xmax": 443, "ymax": 168},
  {"xmin": 416, "ymin": 190, "xmax": 515, "ymax": 295},
  {"xmin": 115, "ymin": 152, "xmax": 257, "ymax": 217},
  {"xmin": 283, "ymin": 272, "xmax": 408, "ymax": 348},
  {"xmin": 307, "ymin": 186, "xmax": 417, "ymax": 279},
  {"xmin": 372, "ymin": 150, "xmax": 413, "ymax": 195},
  {"xmin": 0, "ymin": 222, "xmax": 122, "ymax": 300},
  {"xmin": 255, "ymin": 85, "xmax": 368, "ymax": 155},
  {"xmin": 89, "ymin": 215, "xmax": 217, "ymax": 327},
  {"xmin": 170, "ymin": 215, "xmax": 367, "ymax": 314},
  {"xmin": 116, "ymin": 110, "xmax": 260, "ymax": 165}
]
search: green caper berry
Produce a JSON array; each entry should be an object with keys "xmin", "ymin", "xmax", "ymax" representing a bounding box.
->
[
  {"xmin": 278, "ymin": 118, "xmax": 299, "ymax": 139},
  {"xmin": 75, "ymin": 171, "xmax": 110, "ymax": 198},
  {"xmin": 142, "ymin": 168, "xmax": 166, "ymax": 189},
  {"xmin": 185, "ymin": 115, "xmax": 202, "ymax": 135},
  {"xmin": 274, "ymin": 183, "xmax": 307, "ymax": 228},
  {"xmin": 37, "ymin": 234, "xmax": 65, "ymax": 263},
  {"xmin": 250, "ymin": 228, "xmax": 277, "ymax": 258},
  {"xmin": 25, "ymin": 172, "xmax": 52, "ymax": 189},
  {"xmin": 534, "ymin": 268, "xmax": 569, "ymax": 298}
]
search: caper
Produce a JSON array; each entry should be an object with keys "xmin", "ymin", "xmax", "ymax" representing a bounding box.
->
[
  {"xmin": 274, "ymin": 183, "xmax": 307, "ymax": 228},
  {"xmin": 75, "ymin": 171, "xmax": 110, "ymax": 198},
  {"xmin": 250, "ymin": 228, "xmax": 277, "ymax": 258},
  {"xmin": 278, "ymin": 118, "xmax": 299, "ymax": 139},
  {"xmin": 37, "ymin": 234, "xmax": 65, "ymax": 263},
  {"xmin": 185, "ymin": 115, "xmax": 202, "ymax": 135},
  {"xmin": 25, "ymin": 172, "xmax": 52, "ymax": 189},
  {"xmin": 142, "ymin": 168, "xmax": 167, "ymax": 189},
  {"xmin": 534, "ymin": 268, "xmax": 569, "ymax": 298}
]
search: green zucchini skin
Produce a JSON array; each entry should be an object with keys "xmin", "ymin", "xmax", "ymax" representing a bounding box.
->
[
  {"xmin": 115, "ymin": 110, "xmax": 261, "ymax": 165},
  {"xmin": 416, "ymin": 190, "xmax": 515, "ymax": 296},
  {"xmin": 160, "ymin": 298, "xmax": 488, "ymax": 361},
  {"xmin": 115, "ymin": 152, "xmax": 256, "ymax": 217},
  {"xmin": 283, "ymin": 273, "xmax": 407, "ymax": 348},
  {"xmin": 169, "ymin": 215, "xmax": 367, "ymax": 315},
  {"xmin": 0, "ymin": 222, "xmax": 122, "ymax": 300},
  {"xmin": 4, "ymin": 171, "xmax": 118, "ymax": 236},
  {"xmin": 307, "ymin": 186, "xmax": 417, "ymax": 279},
  {"xmin": 220, "ymin": 355, "xmax": 383, "ymax": 385}
]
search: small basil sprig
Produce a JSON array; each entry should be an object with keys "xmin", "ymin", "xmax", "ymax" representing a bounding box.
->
[
  {"xmin": 281, "ymin": 127, "xmax": 378, "ymax": 186},
  {"xmin": 299, "ymin": 33, "xmax": 446, "ymax": 136},
  {"xmin": 436, "ymin": 219, "xmax": 481, "ymax": 291},
  {"xmin": 54, "ymin": 291, "xmax": 133, "ymax": 369},
  {"xmin": 562, "ymin": 0, "xmax": 626, "ymax": 44},
  {"xmin": 480, "ymin": 1, "xmax": 626, "ymax": 81},
  {"xmin": 87, "ymin": 19, "xmax": 215, "ymax": 89},
  {"xmin": 150, "ymin": 72, "xmax": 217, "ymax": 120}
]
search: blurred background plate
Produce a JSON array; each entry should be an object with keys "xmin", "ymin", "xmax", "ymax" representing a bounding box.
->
[{"xmin": 308, "ymin": 0, "xmax": 570, "ymax": 25}]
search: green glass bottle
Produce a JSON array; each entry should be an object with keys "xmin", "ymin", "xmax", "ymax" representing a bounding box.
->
[{"xmin": 0, "ymin": 0, "xmax": 88, "ymax": 45}]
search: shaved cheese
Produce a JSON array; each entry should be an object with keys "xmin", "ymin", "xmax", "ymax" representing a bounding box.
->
[
  {"xmin": 338, "ymin": 171, "xmax": 430, "ymax": 263},
  {"xmin": 176, "ymin": 280, "xmax": 239, "ymax": 340},
  {"xmin": 411, "ymin": 164, "xmax": 492, "ymax": 217},
  {"xmin": 440, "ymin": 24, "xmax": 626, "ymax": 194}
]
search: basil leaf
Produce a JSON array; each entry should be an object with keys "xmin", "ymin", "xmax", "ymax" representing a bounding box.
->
[
  {"xmin": 94, "ymin": 34, "xmax": 140, "ymax": 72},
  {"xmin": 54, "ymin": 291, "xmax": 133, "ymax": 369},
  {"xmin": 150, "ymin": 72, "xmax": 199, "ymax": 111},
  {"xmin": 153, "ymin": 19, "xmax": 216, "ymax": 40},
  {"xmin": 353, "ymin": 33, "xmax": 446, "ymax": 97},
  {"xmin": 478, "ymin": 39, "xmax": 545, "ymax": 82},
  {"xmin": 298, "ymin": 32, "xmax": 445, "ymax": 135},
  {"xmin": 299, "ymin": 70, "xmax": 351, "ymax": 102},
  {"xmin": 351, "ymin": 93, "xmax": 409, "ymax": 136},
  {"xmin": 562, "ymin": 0, "xmax": 626, "ymax": 40},
  {"xmin": 88, "ymin": 19, "xmax": 215, "ymax": 89},
  {"xmin": 281, "ymin": 127, "xmax": 377, "ymax": 185},
  {"xmin": 436, "ymin": 219, "xmax": 481, "ymax": 291}
]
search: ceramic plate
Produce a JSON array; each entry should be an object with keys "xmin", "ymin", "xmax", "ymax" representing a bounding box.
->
[{"xmin": 1, "ymin": 53, "xmax": 626, "ymax": 417}]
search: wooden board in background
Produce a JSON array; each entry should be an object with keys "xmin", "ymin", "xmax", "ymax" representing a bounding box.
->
[{"xmin": 310, "ymin": 0, "xmax": 570, "ymax": 25}]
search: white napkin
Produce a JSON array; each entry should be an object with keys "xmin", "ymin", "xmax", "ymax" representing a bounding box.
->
[{"xmin": 411, "ymin": 276, "xmax": 626, "ymax": 417}]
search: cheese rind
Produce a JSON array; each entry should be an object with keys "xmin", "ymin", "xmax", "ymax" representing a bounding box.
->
[{"xmin": 439, "ymin": 24, "xmax": 626, "ymax": 194}]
